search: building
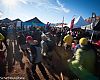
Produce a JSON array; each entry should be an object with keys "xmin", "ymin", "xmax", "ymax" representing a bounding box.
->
[{"xmin": 85, "ymin": 16, "xmax": 100, "ymax": 23}]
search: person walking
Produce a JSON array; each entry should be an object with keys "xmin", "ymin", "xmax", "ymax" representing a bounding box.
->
[{"xmin": 26, "ymin": 36, "xmax": 49, "ymax": 80}]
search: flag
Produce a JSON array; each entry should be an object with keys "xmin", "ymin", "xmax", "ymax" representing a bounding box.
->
[
  {"xmin": 70, "ymin": 18, "xmax": 75, "ymax": 31},
  {"xmin": 45, "ymin": 22, "xmax": 50, "ymax": 31}
]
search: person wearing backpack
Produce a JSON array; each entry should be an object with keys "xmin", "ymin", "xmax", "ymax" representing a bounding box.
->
[
  {"xmin": 26, "ymin": 36, "xmax": 49, "ymax": 80},
  {"xmin": 45, "ymin": 32, "xmax": 56, "ymax": 53},
  {"xmin": 45, "ymin": 32, "xmax": 56, "ymax": 66},
  {"xmin": 0, "ymin": 27, "xmax": 8, "ymax": 47},
  {"xmin": 0, "ymin": 33, "xmax": 6, "ymax": 77},
  {"xmin": 17, "ymin": 32, "xmax": 27, "ymax": 53},
  {"xmin": 0, "ymin": 33, "xmax": 5, "ymax": 41},
  {"xmin": 68, "ymin": 38, "xmax": 99, "ymax": 80}
]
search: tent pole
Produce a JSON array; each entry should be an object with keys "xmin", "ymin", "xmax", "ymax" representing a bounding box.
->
[
  {"xmin": 90, "ymin": 30, "xmax": 94, "ymax": 43},
  {"xmin": 90, "ymin": 12, "xmax": 96, "ymax": 43}
]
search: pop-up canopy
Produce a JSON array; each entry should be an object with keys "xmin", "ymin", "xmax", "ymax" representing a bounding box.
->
[
  {"xmin": 68, "ymin": 16, "xmax": 89, "ymax": 29},
  {"xmin": 74, "ymin": 16, "xmax": 89, "ymax": 28}
]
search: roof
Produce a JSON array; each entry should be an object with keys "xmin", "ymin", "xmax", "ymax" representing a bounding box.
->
[
  {"xmin": 22, "ymin": 17, "xmax": 45, "ymax": 27},
  {"xmin": 1, "ymin": 18, "xmax": 11, "ymax": 23},
  {"xmin": 25, "ymin": 17, "xmax": 43, "ymax": 23},
  {"xmin": 12, "ymin": 18, "xmax": 22, "ymax": 22},
  {"xmin": 85, "ymin": 16, "xmax": 100, "ymax": 23}
]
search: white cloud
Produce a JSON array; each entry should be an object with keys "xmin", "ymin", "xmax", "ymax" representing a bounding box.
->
[
  {"xmin": 18, "ymin": 0, "xmax": 28, "ymax": 4},
  {"xmin": 18, "ymin": 0, "xmax": 48, "ymax": 5},
  {"xmin": 56, "ymin": 0, "xmax": 70, "ymax": 13},
  {"xmin": 0, "ymin": 11, "xmax": 3, "ymax": 17},
  {"xmin": 17, "ymin": 0, "xmax": 70, "ymax": 13}
]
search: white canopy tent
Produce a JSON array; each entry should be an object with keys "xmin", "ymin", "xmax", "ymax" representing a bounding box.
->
[{"xmin": 68, "ymin": 16, "xmax": 90, "ymax": 29}]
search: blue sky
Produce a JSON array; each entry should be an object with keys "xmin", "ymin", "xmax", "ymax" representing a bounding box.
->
[{"xmin": 0, "ymin": 0, "xmax": 100, "ymax": 23}]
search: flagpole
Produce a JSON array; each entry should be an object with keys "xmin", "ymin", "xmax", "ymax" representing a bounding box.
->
[
  {"xmin": 62, "ymin": 16, "xmax": 64, "ymax": 28},
  {"xmin": 90, "ymin": 30, "xmax": 94, "ymax": 43}
]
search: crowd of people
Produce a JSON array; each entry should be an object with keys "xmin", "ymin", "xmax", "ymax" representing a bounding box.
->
[{"xmin": 0, "ymin": 25, "xmax": 100, "ymax": 80}]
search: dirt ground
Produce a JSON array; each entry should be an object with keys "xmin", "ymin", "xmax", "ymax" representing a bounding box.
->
[
  {"xmin": 4, "ymin": 31, "xmax": 71, "ymax": 80},
  {"xmin": 5, "ymin": 45, "xmax": 71, "ymax": 80}
]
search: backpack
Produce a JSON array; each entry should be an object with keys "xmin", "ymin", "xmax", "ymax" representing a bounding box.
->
[
  {"xmin": 46, "ymin": 39, "xmax": 55, "ymax": 52},
  {"xmin": 17, "ymin": 35, "xmax": 26, "ymax": 45},
  {"xmin": 89, "ymin": 43, "xmax": 100, "ymax": 77},
  {"xmin": 0, "ymin": 49, "xmax": 6, "ymax": 63},
  {"xmin": 93, "ymin": 45, "xmax": 100, "ymax": 77}
]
